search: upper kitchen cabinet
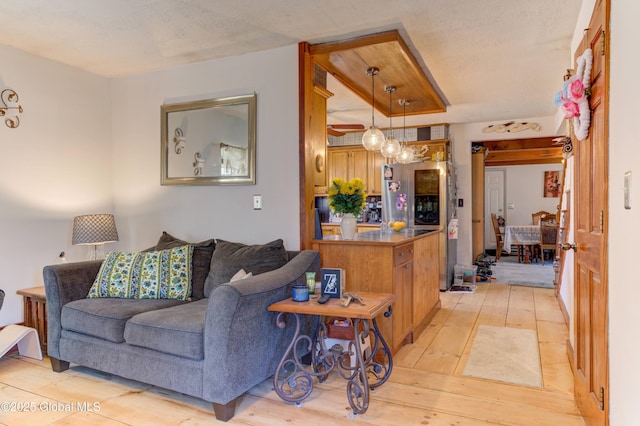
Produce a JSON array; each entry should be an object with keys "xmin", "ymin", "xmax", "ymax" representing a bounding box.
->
[{"xmin": 327, "ymin": 146, "xmax": 384, "ymax": 196}]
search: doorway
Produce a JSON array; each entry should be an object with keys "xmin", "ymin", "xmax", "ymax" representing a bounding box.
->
[{"xmin": 484, "ymin": 169, "xmax": 505, "ymax": 251}]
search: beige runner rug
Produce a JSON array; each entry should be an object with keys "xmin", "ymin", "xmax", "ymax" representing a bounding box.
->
[{"xmin": 462, "ymin": 325, "xmax": 542, "ymax": 388}]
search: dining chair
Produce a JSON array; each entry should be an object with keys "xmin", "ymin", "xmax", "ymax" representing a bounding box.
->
[
  {"xmin": 491, "ymin": 213, "xmax": 506, "ymax": 261},
  {"xmin": 532, "ymin": 210, "xmax": 554, "ymax": 225},
  {"xmin": 537, "ymin": 222, "xmax": 559, "ymax": 265}
]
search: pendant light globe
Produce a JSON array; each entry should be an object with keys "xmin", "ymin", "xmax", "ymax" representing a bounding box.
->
[
  {"xmin": 396, "ymin": 146, "xmax": 414, "ymax": 164},
  {"xmin": 396, "ymin": 99, "xmax": 414, "ymax": 164},
  {"xmin": 381, "ymin": 135, "xmax": 401, "ymax": 159},
  {"xmin": 380, "ymin": 85, "xmax": 401, "ymax": 159},
  {"xmin": 362, "ymin": 126, "xmax": 386, "ymax": 151},
  {"xmin": 362, "ymin": 67, "xmax": 385, "ymax": 151}
]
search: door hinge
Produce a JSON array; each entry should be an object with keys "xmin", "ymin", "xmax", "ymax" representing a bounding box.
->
[
  {"xmin": 599, "ymin": 386, "xmax": 605, "ymax": 411},
  {"xmin": 601, "ymin": 30, "xmax": 606, "ymax": 56},
  {"xmin": 600, "ymin": 210, "xmax": 604, "ymax": 234}
]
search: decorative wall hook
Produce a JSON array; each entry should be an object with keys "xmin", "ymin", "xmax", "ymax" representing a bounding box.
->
[
  {"xmin": 193, "ymin": 152, "xmax": 205, "ymax": 176},
  {"xmin": 173, "ymin": 128, "xmax": 186, "ymax": 154},
  {"xmin": 0, "ymin": 89, "xmax": 23, "ymax": 128}
]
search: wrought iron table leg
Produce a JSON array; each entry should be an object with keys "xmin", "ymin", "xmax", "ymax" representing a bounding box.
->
[
  {"xmin": 273, "ymin": 312, "xmax": 393, "ymax": 416},
  {"xmin": 273, "ymin": 312, "xmax": 336, "ymax": 404},
  {"xmin": 365, "ymin": 317, "xmax": 393, "ymax": 389},
  {"xmin": 345, "ymin": 317, "xmax": 393, "ymax": 415},
  {"xmin": 273, "ymin": 312, "xmax": 314, "ymax": 404},
  {"xmin": 346, "ymin": 318, "xmax": 369, "ymax": 414}
]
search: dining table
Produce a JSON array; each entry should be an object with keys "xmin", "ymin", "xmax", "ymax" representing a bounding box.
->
[{"xmin": 503, "ymin": 225, "xmax": 541, "ymax": 264}]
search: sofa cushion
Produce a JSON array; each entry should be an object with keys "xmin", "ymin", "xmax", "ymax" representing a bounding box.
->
[
  {"xmin": 61, "ymin": 298, "xmax": 187, "ymax": 343},
  {"xmin": 124, "ymin": 299, "xmax": 208, "ymax": 360},
  {"xmin": 154, "ymin": 232, "xmax": 215, "ymax": 300},
  {"xmin": 87, "ymin": 245, "xmax": 193, "ymax": 300},
  {"xmin": 203, "ymin": 239, "xmax": 289, "ymax": 297}
]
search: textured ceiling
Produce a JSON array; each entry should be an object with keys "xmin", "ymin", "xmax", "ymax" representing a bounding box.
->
[{"xmin": 0, "ymin": 0, "xmax": 582, "ymax": 126}]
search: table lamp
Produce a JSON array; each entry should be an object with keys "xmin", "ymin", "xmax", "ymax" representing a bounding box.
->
[{"xmin": 72, "ymin": 214, "xmax": 119, "ymax": 260}]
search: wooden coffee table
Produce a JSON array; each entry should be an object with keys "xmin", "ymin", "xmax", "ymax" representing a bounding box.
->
[{"xmin": 268, "ymin": 292, "xmax": 396, "ymax": 416}]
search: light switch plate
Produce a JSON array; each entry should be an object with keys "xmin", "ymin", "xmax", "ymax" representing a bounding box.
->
[
  {"xmin": 253, "ymin": 194, "xmax": 262, "ymax": 210},
  {"xmin": 624, "ymin": 171, "xmax": 631, "ymax": 209}
]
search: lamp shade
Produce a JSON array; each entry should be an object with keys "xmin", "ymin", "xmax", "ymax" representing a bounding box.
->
[{"xmin": 72, "ymin": 214, "xmax": 119, "ymax": 245}]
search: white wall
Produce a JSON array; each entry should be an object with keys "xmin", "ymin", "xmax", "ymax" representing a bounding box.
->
[
  {"xmin": 608, "ymin": 0, "xmax": 640, "ymax": 423},
  {"xmin": 110, "ymin": 45, "xmax": 300, "ymax": 252},
  {"xmin": 498, "ymin": 163, "xmax": 563, "ymax": 226},
  {"xmin": 0, "ymin": 46, "xmax": 114, "ymax": 325}
]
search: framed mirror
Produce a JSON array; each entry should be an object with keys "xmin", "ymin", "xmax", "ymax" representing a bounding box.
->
[{"xmin": 161, "ymin": 93, "xmax": 256, "ymax": 185}]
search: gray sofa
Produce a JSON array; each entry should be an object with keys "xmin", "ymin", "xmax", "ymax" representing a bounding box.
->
[{"xmin": 43, "ymin": 236, "xmax": 320, "ymax": 421}]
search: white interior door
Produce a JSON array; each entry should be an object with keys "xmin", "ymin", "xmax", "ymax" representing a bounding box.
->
[{"xmin": 484, "ymin": 169, "xmax": 505, "ymax": 250}]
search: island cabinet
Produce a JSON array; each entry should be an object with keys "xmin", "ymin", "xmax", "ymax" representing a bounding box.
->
[{"xmin": 311, "ymin": 230, "xmax": 441, "ymax": 355}]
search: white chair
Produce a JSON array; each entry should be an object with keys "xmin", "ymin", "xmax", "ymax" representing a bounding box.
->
[{"xmin": 0, "ymin": 289, "xmax": 43, "ymax": 360}]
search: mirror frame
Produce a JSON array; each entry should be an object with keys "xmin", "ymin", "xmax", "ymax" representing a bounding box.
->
[{"xmin": 160, "ymin": 93, "xmax": 257, "ymax": 185}]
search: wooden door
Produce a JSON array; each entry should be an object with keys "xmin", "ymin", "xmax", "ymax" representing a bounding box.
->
[
  {"xmin": 351, "ymin": 149, "xmax": 369, "ymax": 188},
  {"xmin": 392, "ymin": 260, "xmax": 413, "ymax": 351},
  {"xmin": 572, "ymin": 1, "xmax": 609, "ymax": 424},
  {"xmin": 484, "ymin": 169, "xmax": 505, "ymax": 249},
  {"xmin": 471, "ymin": 150, "xmax": 485, "ymax": 260},
  {"xmin": 368, "ymin": 151, "xmax": 385, "ymax": 195},
  {"xmin": 327, "ymin": 148, "xmax": 349, "ymax": 186}
]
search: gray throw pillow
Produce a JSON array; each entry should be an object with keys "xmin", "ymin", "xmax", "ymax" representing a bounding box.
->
[
  {"xmin": 204, "ymin": 239, "xmax": 289, "ymax": 297},
  {"xmin": 154, "ymin": 232, "xmax": 215, "ymax": 300}
]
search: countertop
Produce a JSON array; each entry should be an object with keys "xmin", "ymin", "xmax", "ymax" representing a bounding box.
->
[
  {"xmin": 322, "ymin": 222, "xmax": 381, "ymax": 226},
  {"xmin": 313, "ymin": 228, "xmax": 439, "ymax": 245}
]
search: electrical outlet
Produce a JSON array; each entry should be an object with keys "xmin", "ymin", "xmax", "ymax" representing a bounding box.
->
[{"xmin": 253, "ymin": 194, "xmax": 262, "ymax": 210}]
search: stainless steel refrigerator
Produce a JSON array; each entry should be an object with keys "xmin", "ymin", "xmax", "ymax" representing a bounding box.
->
[{"xmin": 381, "ymin": 161, "xmax": 458, "ymax": 290}]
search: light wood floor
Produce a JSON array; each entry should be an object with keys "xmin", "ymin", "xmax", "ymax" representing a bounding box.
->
[{"xmin": 0, "ymin": 284, "xmax": 584, "ymax": 425}]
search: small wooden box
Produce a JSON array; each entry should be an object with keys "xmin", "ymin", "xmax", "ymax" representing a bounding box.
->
[{"xmin": 326, "ymin": 318, "xmax": 354, "ymax": 340}]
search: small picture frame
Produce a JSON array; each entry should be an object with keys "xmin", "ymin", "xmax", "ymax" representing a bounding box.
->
[
  {"xmin": 321, "ymin": 268, "xmax": 345, "ymax": 299},
  {"xmin": 544, "ymin": 170, "xmax": 561, "ymax": 198}
]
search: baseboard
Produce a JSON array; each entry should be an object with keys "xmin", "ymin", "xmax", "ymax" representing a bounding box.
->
[{"xmin": 556, "ymin": 292, "xmax": 570, "ymax": 327}]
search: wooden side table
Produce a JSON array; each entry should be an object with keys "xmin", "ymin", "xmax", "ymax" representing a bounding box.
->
[
  {"xmin": 268, "ymin": 292, "xmax": 396, "ymax": 416},
  {"xmin": 16, "ymin": 286, "xmax": 47, "ymax": 353}
]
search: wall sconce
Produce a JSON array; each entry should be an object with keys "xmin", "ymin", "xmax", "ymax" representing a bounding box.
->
[
  {"xmin": 0, "ymin": 89, "xmax": 23, "ymax": 128},
  {"xmin": 173, "ymin": 128, "xmax": 186, "ymax": 154}
]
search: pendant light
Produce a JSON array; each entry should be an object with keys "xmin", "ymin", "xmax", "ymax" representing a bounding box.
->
[
  {"xmin": 396, "ymin": 100, "xmax": 415, "ymax": 164},
  {"xmin": 361, "ymin": 67, "xmax": 385, "ymax": 151},
  {"xmin": 380, "ymin": 86, "xmax": 401, "ymax": 159}
]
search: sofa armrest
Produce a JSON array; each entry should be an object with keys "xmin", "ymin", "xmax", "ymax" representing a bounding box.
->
[
  {"xmin": 43, "ymin": 260, "xmax": 102, "ymax": 358},
  {"xmin": 202, "ymin": 250, "xmax": 320, "ymax": 404}
]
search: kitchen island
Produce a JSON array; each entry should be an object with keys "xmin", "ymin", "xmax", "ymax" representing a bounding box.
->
[{"xmin": 311, "ymin": 229, "xmax": 441, "ymax": 355}]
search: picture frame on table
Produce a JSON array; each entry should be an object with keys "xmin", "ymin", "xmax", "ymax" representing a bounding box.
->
[{"xmin": 320, "ymin": 268, "xmax": 345, "ymax": 299}]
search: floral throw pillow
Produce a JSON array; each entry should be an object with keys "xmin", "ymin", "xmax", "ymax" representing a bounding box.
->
[{"xmin": 87, "ymin": 245, "xmax": 193, "ymax": 300}]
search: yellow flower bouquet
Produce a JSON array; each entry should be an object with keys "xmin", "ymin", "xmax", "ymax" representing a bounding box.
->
[{"xmin": 328, "ymin": 178, "xmax": 367, "ymax": 215}]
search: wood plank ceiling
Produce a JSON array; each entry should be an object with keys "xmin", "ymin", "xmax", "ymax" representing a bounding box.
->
[
  {"xmin": 311, "ymin": 30, "xmax": 563, "ymax": 167},
  {"xmin": 311, "ymin": 30, "xmax": 445, "ymax": 118},
  {"xmin": 474, "ymin": 137, "xmax": 564, "ymax": 166}
]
